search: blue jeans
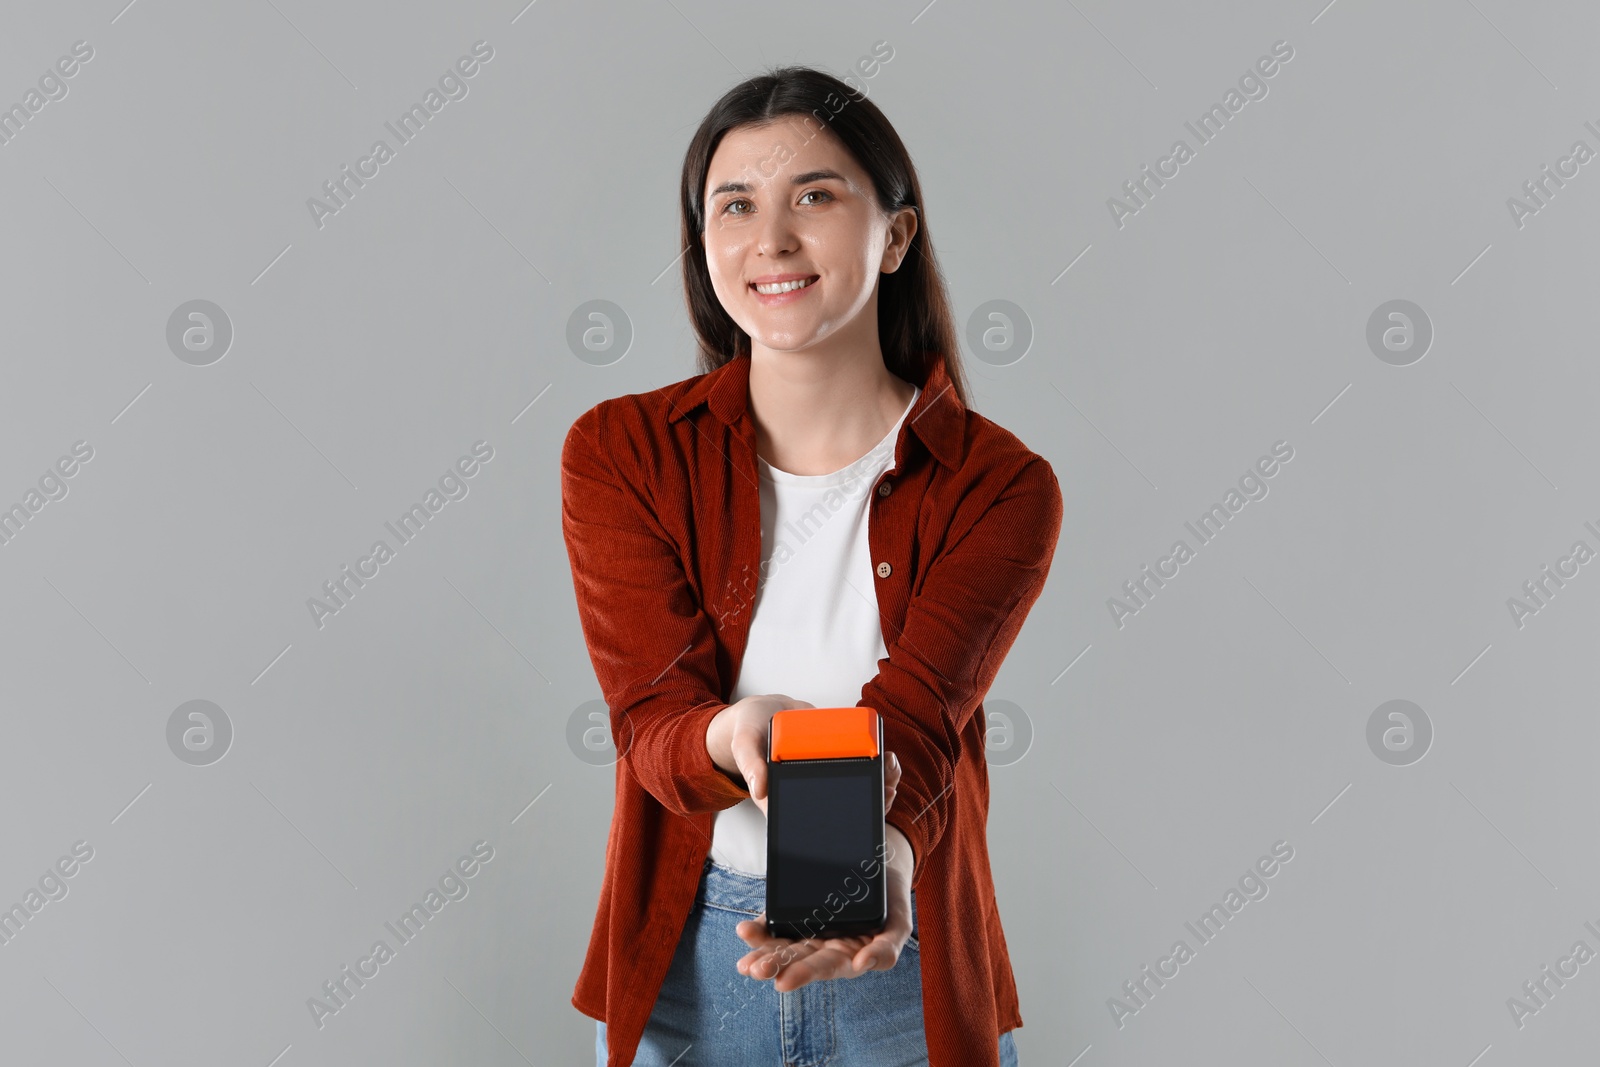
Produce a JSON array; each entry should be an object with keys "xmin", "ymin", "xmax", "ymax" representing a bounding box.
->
[{"xmin": 594, "ymin": 857, "xmax": 1019, "ymax": 1066}]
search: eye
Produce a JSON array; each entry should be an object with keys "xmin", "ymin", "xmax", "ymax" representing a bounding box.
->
[{"xmin": 719, "ymin": 189, "xmax": 834, "ymax": 216}]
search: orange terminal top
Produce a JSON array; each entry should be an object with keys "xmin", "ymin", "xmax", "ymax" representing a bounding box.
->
[{"xmin": 770, "ymin": 707, "xmax": 880, "ymax": 761}]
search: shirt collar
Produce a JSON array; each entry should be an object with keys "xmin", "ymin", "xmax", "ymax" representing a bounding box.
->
[{"xmin": 666, "ymin": 352, "xmax": 965, "ymax": 471}]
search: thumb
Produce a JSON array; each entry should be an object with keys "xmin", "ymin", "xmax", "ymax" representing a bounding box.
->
[{"xmin": 741, "ymin": 760, "xmax": 764, "ymax": 799}]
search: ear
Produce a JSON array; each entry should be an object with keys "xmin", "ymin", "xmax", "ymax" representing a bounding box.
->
[{"xmin": 880, "ymin": 206, "xmax": 919, "ymax": 274}]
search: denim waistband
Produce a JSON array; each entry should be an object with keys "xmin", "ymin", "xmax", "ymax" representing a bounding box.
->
[{"xmin": 698, "ymin": 857, "xmax": 767, "ymax": 914}]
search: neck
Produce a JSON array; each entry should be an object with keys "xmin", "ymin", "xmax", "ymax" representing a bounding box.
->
[{"xmin": 747, "ymin": 341, "xmax": 917, "ymax": 477}]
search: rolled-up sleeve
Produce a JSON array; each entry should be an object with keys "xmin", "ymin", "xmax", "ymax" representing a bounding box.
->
[
  {"xmin": 560, "ymin": 406, "xmax": 751, "ymax": 815},
  {"xmin": 862, "ymin": 455, "xmax": 1063, "ymax": 889}
]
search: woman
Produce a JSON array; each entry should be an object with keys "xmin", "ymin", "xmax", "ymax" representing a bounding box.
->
[{"xmin": 561, "ymin": 65, "xmax": 1062, "ymax": 1067}]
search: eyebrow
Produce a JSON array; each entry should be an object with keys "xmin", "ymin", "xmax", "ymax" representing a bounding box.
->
[{"xmin": 707, "ymin": 169, "xmax": 847, "ymax": 200}]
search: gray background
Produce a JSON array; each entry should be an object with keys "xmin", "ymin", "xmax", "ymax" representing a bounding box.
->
[{"xmin": 2, "ymin": 0, "xmax": 1596, "ymax": 1064}]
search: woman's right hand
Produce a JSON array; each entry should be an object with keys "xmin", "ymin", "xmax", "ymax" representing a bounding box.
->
[{"xmin": 706, "ymin": 694, "xmax": 814, "ymax": 816}]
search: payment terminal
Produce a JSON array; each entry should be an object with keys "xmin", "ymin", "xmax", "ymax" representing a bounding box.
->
[{"xmin": 765, "ymin": 706, "xmax": 888, "ymax": 940}]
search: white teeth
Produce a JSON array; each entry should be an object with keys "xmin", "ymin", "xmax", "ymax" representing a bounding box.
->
[{"xmin": 753, "ymin": 277, "xmax": 815, "ymax": 295}]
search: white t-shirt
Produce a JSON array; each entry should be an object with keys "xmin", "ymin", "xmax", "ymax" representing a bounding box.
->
[{"xmin": 709, "ymin": 384, "xmax": 922, "ymax": 876}]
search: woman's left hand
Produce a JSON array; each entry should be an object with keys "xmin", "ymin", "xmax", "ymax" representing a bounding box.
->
[{"xmin": 735, "ymin": 755, "xmax": 917, "ymax": 991}]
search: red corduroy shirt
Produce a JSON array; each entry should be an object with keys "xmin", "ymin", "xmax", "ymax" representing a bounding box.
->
[{"xmin": 560, "ymin": 350, "xmax": 1063, "ymax": 1067}]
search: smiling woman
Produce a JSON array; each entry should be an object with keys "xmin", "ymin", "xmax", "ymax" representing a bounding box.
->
[{"xmin": 562, "ymin": 64, "xmax": 1060, "ymax": 1067}]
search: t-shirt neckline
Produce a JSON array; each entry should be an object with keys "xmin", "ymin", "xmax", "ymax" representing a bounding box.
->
[{"xmin": 758, "ymin": 384, "xmax": 921, "ymax": 487}]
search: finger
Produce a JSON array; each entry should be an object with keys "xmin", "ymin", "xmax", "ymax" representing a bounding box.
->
[
  {"xmin": 743, "ymin": 938, "xmax": 820, "ymax": 976},
  {"xmin": 736, "ymin": 921, "xmax": 825, "ymax": 966},
  {"xmin": 773, "ymin": 960, "xmax": 825, "ymax": 991},
  {"xmin": 850, "ymin": 936, "xmax": 899, "ymax": 975},
  {"xmin": 737, "ymin": 917, "xmax": 828, "ymax": 956},
  {"xmin": 770, "ymin": 943, "xmax": 871, "ymax": 991},
  {"xmin": 740, "ymin": 949, "xmax": 784, "ymax": 979},
  {"xmin": 735, "ymin": 916, "xmax": 783, "ymax": 949},
  {"xmin": 734, "ymin": 919, "xmax": 812, "ymax": 963},
  {"xmin": 740, "ymin": 937, "xmax": 822, "ymax": 978},
  {"xmin": 769, "ymin": 934, "xmax": 869, "ymax": 973}
]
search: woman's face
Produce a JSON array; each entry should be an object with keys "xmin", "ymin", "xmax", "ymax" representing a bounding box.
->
[{"xmin": 701, "ymin": 120, "xmax": 916, "ymax": 355}]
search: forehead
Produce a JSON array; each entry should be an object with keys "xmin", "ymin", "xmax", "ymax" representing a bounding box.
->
[{"xmin": 705, "ymin": 120, "xmax": 857, "ymax": 191}]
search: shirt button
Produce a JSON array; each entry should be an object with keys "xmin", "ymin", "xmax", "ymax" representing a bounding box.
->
[
  {"xmin": 876, "ymin": 561, "xmax": 892, "ymax": 578},
  {"xmin": 877, "ymin": 481, "xmax": 892, "ymax": 497}
]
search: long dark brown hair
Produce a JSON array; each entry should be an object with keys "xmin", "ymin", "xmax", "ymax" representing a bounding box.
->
[{"xmin": 678, "ymin": 65, "xmax": 973, "ymax": 411}]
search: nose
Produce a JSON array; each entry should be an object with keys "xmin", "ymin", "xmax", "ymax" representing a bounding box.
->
[{"xmin": 757, "ymin": 204, "xmax": 799, "ymax": 259}]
